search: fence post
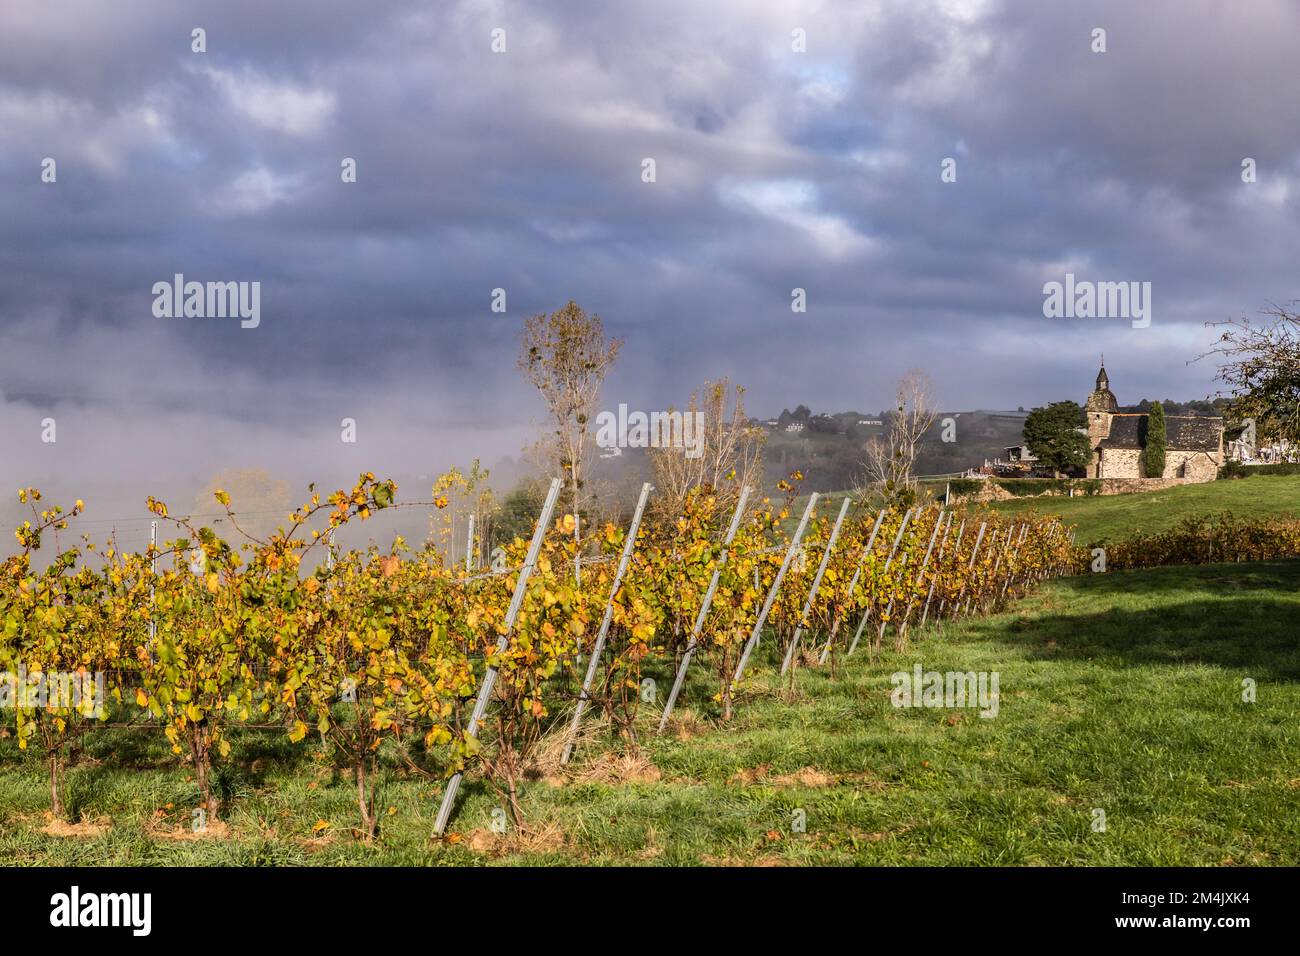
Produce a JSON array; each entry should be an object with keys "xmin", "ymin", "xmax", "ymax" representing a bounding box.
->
[
  {"xmin": 656, "ymin": 486, "xmax": 753, "ymax": 733},
  {"xmin": 847, "ymin": 507, "xmax": 913, "ymax": 657},
  {"xmin": 818, "ymin": 509, "xmax": 886, "ymax": 665},
  {"xmin": 465, "ymin": 513, "xmax": 476, "ymax": 571},
  {"xmin": 561, "ymin": 482, "xmax": 652, "ymax": 765},
  {"xmin": 433, "ymin": 477, "xmax": 563, "ymax": 836},
  {"xmin": 781, "ymin": 497, "xmax": 850, "ymax": 675},
  {"xmin": 148, "ymin": 520, "xmax": 158, "ymax": 648},
  {"xmin": 730, "ymin": 494, "xmax": 819, "ymax": 686}
]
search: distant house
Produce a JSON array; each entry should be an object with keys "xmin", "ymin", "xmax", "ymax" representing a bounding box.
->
[
  {"xmin": 1003, "ymin": 444, "xmax": 1037, "ymax": 463},
  {"xmin": 785, "ymin": 422, "xmax": 805, "ymax": 432},
  {"xmin": 857, "ymin": 419, "xmax": 882, "ymax": 426}
]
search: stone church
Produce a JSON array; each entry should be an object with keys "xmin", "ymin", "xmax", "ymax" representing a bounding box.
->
[{"xmin": 1085, "ymin": 364, "xmax": 1224, "ymax": 481}]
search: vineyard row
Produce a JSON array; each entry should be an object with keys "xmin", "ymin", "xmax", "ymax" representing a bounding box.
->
[{"xmin": 1, "ymin": 474, "xmax": 1080, "ymax": 837}]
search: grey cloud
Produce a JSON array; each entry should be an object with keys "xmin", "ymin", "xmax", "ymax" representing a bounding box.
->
[{"xmin": 0, "ymin": 0, "xmax": 1296, "ymax": 509}]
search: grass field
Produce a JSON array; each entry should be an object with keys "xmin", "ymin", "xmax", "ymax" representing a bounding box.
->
[
  {"xmin": 793, "ymin": 473, "xmax": 1300, "ymax": 544},
  {"xmin": 2, "ymin": 559, "xmax": 1297, "ymax": 866},
  {"xmin": 986, "ymin": 474, "xmax": 1300, "ymax": 544}
]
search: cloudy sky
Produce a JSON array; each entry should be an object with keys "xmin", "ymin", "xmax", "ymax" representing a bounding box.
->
[{"xmin": 2, "ymin": 0, "xmax": 1297, "ymax": 500}]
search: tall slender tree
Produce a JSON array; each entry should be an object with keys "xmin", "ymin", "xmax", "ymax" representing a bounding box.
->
[
  {"xmin": 518, "ymin": 302, "xmax": 622, "ymax": 557},
  {"xmin": 1143, "ymin": 401, "xmax": 1167, "ymax": 477}
]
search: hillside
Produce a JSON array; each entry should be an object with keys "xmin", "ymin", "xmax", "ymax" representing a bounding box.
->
[{"xmin": 759, "ymin": 409, "xmax": 1028, "ymax": 492}]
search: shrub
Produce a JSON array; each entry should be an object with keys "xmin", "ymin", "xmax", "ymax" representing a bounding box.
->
[
  {"xmin": 1219, "ymin": 460, "xmax": 1300, "ymax": 479},
  {"xmin": 992, "ymin": 478, "xmax": 1097, "ymax": 498}
]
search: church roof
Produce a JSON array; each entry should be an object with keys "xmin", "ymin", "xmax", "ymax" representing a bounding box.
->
[{"xmin": 1098, "ymin": 413, "xmax": 1223, "ymax": 452}]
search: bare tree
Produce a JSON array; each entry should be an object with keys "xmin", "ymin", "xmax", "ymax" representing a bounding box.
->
[
  {"xmin": 859, "ymin": 370, "xmax": 937, "ymax": 503},
  {"xmin": 648, "ymin": 379, "xmax": 765, "ymax": 518},
  {"xmin": 1198, "ymin": 303, "xmax": 1300, "ymax": 445},
  {"xmin": 518, "ymin": 301, "xmax": 622, "ymax": 555}
]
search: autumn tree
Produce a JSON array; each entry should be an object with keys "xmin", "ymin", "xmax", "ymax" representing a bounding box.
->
[
  {"xmin": 647, "ymin": 378, "xmax": 765, "ymax": 519},
  {"xmin": 518, "ymin": 302, "xmax": 622, "ymax": 560},
  {"xmin": 1200, "ymin": 303, "xmax": 1300, "ymax": 445}
]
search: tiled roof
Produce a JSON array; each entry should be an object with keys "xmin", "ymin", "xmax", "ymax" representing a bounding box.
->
[{"xmin": 1099, "ymin": 414, "xmax": 1222, "ymax": 452}]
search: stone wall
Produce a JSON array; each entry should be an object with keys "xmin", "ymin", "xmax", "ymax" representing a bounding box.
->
[
  {"xmin": 1097, "ymin": 448, "xmax": 1221, "ymax": 483},
  {"xmin": 1095, "ymin": 476, "xmax": 1189, "ymax": 495},
  {"xmin": 951, "ymin": 473, "xmax": 1216, "ymax": 504},
  {"xmin": 1099, "ymin": 447, "xmax": 1142, "ymax": 479},
  {"xmin": 1163, "ymin": 450, "xmax": 1220, "ymax": 482}
]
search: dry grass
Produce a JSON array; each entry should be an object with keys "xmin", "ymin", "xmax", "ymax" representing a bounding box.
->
[
  {"xmin": 41, "ymin": 814, "xmax": 111, "ymax": 838},
  {"xmin": 145, "ymin": 817, "xmax": 233, "ymax": 841},
  {"xmin": 461, "ymin": 821, "xmax": 566, "ymax": 857},
  {"xmin": 576, "ymin": 751, "xmax": 662, "ymax": 785},
  {"xmin": 520, "ymin": 707, "xmax": 610, "ymax": 782},
  {"xmin": 730, "ymin": 764, "xmax": 836, "ymax": 788}
]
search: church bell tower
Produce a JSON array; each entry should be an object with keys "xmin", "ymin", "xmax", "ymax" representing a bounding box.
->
[{"xmin": 1084, "ymin": 360, "xmax": 1118, "ymax": 476}]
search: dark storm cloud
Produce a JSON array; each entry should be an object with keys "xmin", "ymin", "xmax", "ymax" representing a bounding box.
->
[{"xmin": 1, "ymin": 0, "xmax": 1297, "ymax": 497}]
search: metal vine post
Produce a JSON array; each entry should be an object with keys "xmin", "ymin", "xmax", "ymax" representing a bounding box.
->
[
  {"xmin": 561, "ymin": 482, "xmax": 652, "ymax": 765},
  {"xmin": 781, "ymin": 496, "xmax": 851, "ymax": 675},
  {"xmin": 730, "ymin": 492, "xmax": 819, "ymax": 686},
  {"xmin": 818, "ymin": 508, "xmax": 886, "ymax": 665},
  {"xmin": 657, "ymin": 486, "xmax": 752, "ymax": 733},
  {"xmin": 894, "ymin": 508, "xmax": 945, "ymax": 646},
  {"xmin": 920, "ymin": 511, "xmax": 954, "ymax": 629},
  {"xmin": 847, "ymin": 507, "xmax": 913, "ymax": 657},
  {"xmin": 937, "ymin": 517, "xmax": 966, "ymax": 619},
  {"xmin": 951, "ymin": 520, "xmax": 986, "ymax": 620},
  {"xmin": 433, "ymin": 477, "xmax": 563, "ymax": 836}
]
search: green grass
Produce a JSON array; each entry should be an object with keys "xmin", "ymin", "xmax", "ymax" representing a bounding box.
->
[
  {"xmin": 987, "ymin": 474, "xmax": 1300, "ymax": 544},
  {"xmin": 3, "ymin": 560, "xmax": 1298, "ymax": 865}
]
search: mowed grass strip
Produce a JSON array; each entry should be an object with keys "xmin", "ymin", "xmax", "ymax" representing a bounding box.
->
[
  {"xmin": 985, "ymin": 473, "xmax": 1300, "ymax": 544},
  {"xmin": 1, "ymin": 561, "xmax": 1297, "ymax": 865}
]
